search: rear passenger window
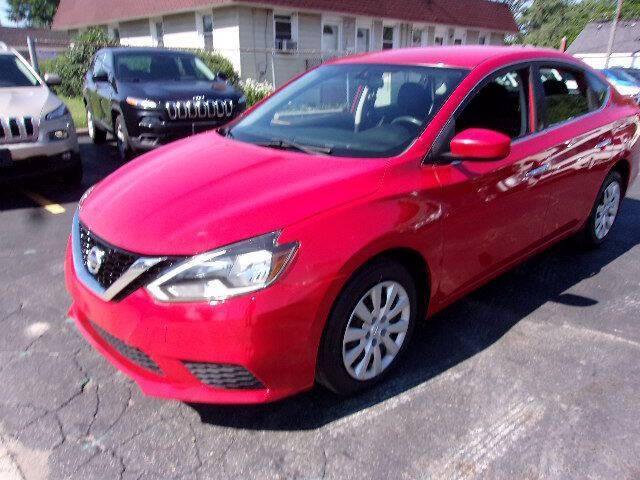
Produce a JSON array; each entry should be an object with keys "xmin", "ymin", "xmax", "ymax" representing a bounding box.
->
[
  {"xmin": 539, "ymin": 67, "xmax": 590, "ymax": 127},
  {"xmin": 456, "ymin": 69, "xmax": 530, "ymax": 139}
]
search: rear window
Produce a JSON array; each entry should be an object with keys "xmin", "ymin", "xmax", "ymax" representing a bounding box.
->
[
  {"xmin": 539, "ymin": 67, "xmax": 590, "ymax": 127},
  {"xmin": 0, "ymin": 54, "xmax": 40, "ymax": 88}
]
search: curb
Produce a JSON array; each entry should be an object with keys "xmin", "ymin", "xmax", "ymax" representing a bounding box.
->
[{"xmin": 76, "ymin": 128, "xmax": 89, "ymax": 136}]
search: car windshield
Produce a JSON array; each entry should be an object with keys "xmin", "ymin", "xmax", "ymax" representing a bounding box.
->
[
  {"xmin": 0, "ymin": 54, "xmax": 40, "ymax": 87},
  {"xmin": 229, "ymin": 64, "xmax": 468, "ymax": 157},
  {"xmin": 114, "ymin": 52, "xmax": 217, "ymax": 82}
]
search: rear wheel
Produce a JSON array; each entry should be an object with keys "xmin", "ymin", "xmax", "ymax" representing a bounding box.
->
[
  {"xmin": 317, "ymin": 259, "xmax": 418, "ymax": 395},
  {"xmin": 115, "ymin": 114, "xmax": 132, "ymax": 162},
  {"xmin": 580, "ymin": 170, "xmax": 623, "ymax": 248},
  {"xmin": 87, "ymin": 109, "xmax": 106, "ymax": 144}
]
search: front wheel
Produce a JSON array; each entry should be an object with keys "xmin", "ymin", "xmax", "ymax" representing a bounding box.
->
[
  {"xmin": 115, "ymin": 115, "xmax": 132, "ymax": 162},
  {"xmin": 317, "ymin": 259, "xmax": 418, "ymax": 395},
  {"xmin": 580, "ymin": 170, "xmax": 623, "ymax": 248}
]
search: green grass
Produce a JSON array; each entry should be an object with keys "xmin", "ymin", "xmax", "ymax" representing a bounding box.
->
[{"xmin": 59, "ymin": 96, "xmax": 87, "ymax": 129}]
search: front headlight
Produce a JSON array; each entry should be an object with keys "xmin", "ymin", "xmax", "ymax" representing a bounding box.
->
[
  {"xmin": 125, "ymin": 97, "xmax": 159, "ymax": 110},
  {"xmin": 146, "ymin": 232, "xmax": 298, "ymax": 303},
  {"xmin": 45, "ymin": 103, "xmax": 69, "ymax": 120}
]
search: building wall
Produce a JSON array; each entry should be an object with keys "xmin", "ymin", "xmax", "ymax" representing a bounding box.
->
[
  {"xmin": 119, "ymin": 19, "xmax": 153, "ymax": 46},
  {"xmin": 574, "ymin": 52, "xmax": 640, "ymax": 69},
  {"xmin": 163, "ymin": 12, "xmax": 200, "ymax": 49}
]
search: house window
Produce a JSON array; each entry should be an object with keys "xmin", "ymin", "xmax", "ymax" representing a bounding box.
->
[
  {"xmin": 454, "ymin": 38, "xmax": 463, "ymax": 45},
  {"xmin": 112, "ymin": 28, "xmax": 120, "ymax": 43},
  {"xmin": 356, "ymin": 27, "xmax": 370, "ymax": 52},
  {"xmin": 412, "ymin": 29, "xmax": 423, "ymax": 47},
  {"xmin": 203, "ymin": 15, "xmax": 213, "ymax": 34},
  {"xmin": 434, "ymin": 36, "xmax": 444, "ymax": 46},
  {"xmin": 155, "ymin": 21, "xmax": 164, "ymax": 47},
  {"xmin": 383, "ymin": 26, "xmax": 394, "ymax": 50},
  {"xmin": 275, "ymin": 15, "xmax": 294, "ymax": 50},
  {"xmin": 322, "ymin": 24, "xmax": 340, "ymax": 52},
  {"xmin": 479, "ymin": 36, "xmax": 486, "ymax": 45}
]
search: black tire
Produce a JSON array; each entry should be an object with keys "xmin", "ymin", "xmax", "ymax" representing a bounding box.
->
[
  {"xmin": 114, "ymin": 114, "xmax": 132, "ymax": 162},
  {"xmin": 316, "ymin": 259, "xmax": 418, "ymax": 395},
  {"xmin": 60, "ymin": 160, "xmax": 83, "ymax": 187},
  {"xmin": 86, "ymin": 108, "xmax": 107, "ymax": 144},
  {"xmin": 579, "ymin": 170, "xmax": 624, "ymax": 248}
]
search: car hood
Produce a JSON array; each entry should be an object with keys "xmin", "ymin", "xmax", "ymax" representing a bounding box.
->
[
  {"xmin": 120, "ymin": 80, "xmax": 243, "ymax": 102},
  {"xmin": 80, "ymin": 132, "xmax": 387, "ymax": 256},
  {"xmin": 0, "ymin": 86, "xmax": 60, "ymax": 119}
]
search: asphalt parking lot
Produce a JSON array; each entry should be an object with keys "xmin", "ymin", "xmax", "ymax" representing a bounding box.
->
[{"xmin": 1, "ymin": 136, "xmax": 640, "ymax": 480}]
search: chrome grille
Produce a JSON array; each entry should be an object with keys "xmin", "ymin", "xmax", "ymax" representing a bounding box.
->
[
  {"xmin": 165, "ymin": 99, "xmax": 234, "ymax": 121},
  {"xmin": 0, "ymin": 116, "xmax": 38, "ymax": 144},
  {"xmin": 184, "ymin": 362, "xmax": 263, "ymax": 389}
]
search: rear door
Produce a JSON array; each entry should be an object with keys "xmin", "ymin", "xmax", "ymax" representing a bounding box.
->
[
  {"xmin": 433, "ymin": 65, "xmax": 552, "ymax": 299},
  {"xmin": 531, "ymin": 64, "xmax": 616, "ymax": 238}
]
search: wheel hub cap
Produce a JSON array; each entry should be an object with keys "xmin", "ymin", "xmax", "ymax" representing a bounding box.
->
[
  {"xmin": 342, "ymin": 281, "xmax": 411, "ymax": 381},
  {"xmin": 594, "ymin": 180, "xmax": 621, "ymax": 240}
]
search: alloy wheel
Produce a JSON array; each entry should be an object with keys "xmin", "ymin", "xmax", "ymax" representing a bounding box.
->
[
  {"xmin": 594, "ymin": 180, "xmax": 621, "ymax": 240},
  {"xmin": 342, "ymin": 281, "xmax": 411, "ymax": 381}
]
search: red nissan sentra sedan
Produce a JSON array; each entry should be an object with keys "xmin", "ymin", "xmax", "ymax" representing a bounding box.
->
[{"xmin": 65, "ymin": 47, "xmax": 639, "ymax": 404}]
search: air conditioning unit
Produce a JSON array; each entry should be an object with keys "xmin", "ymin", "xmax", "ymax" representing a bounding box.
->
[{"xmin": 275, "ymin": 39, "xmax": 298, "ymax": 52}]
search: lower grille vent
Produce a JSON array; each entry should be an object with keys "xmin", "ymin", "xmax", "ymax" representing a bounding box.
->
[
  {"xmin": 92, "ymin": 322, "xmax": 161, "ymax": 374},
  {"xmin": 184, "ymin": 362, "xmax": 263, "ymax": 389}
]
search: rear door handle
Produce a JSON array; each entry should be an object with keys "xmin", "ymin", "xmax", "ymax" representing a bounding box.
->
[
  {"xmin": 596, "ymin": 138, "xmax": 613, "ymax": 150},
  {"xmin": 525, "ymin": 164, "xmax": 550, "ymax": 178}
]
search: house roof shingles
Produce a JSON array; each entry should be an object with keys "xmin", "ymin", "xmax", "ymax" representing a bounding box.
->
[
  {"xmin": 52, "ymin": 0, "xmax": 519, "ymax": 33},
  {"xmin": 568, "ymin": 20, "xmax": 640, "ymax": 54}
]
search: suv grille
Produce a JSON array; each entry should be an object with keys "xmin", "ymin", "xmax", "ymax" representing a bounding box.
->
[
  {"xmin": 165, "ymin": 99, "xmax": 234, "ymax": 121},
  {"xmin": 92, "ymin": 322, "xmax": 161, "ymax": 374},
  {"xmin": 0, "ymin": 116, "xmax": 39, "ymax": 144},
  {"xmin": 79, "ymin": 223, "xmax": 138, "ymax": 290},
  {"xmin": 184, "ymin": 362, "xmax": 263, "ymax": 390}
]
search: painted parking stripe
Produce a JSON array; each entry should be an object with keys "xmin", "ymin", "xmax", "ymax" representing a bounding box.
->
[{"xmin": 22, "ymin": 191, "xmax": 66, "ymax": 215}]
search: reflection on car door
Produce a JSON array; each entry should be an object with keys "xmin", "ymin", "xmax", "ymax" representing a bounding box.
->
[
  {"xmin": 98, "ymin": 52, "xmax": 115, "ymax": 130},
  {"xmin": 532, "ymin": 64, "xmax": 634, "ymax": 238},
  {"xmin": 433, "ymin": 66, "xmax": 552, "ymax": 301}
]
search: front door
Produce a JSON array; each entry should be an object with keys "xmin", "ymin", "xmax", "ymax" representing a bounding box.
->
[{"xmin": 433, "ymin": 66, "xmax": 552, "ymax": 300}]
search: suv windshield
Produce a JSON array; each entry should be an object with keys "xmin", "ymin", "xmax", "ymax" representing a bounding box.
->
[
  {"xmin": 229, "ymin": 64, "xmax": 468, "ymax": 157},
  {"xmin": 0, "ymin": 54, "xmax": 40, "ymax": 87},
  {"xmin": 114, "ymin": 51, "xmax": 217, "ymax": 82}
]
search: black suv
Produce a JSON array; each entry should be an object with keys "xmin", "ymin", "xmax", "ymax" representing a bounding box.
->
[{"xmin": 84, "ymin": 48, "xmax": 246, "ymax": 160}]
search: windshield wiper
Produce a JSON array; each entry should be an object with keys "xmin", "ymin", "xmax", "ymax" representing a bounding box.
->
[{"xmin": 256, "ymin": 138, "xmax": 333, "ymax": 155}]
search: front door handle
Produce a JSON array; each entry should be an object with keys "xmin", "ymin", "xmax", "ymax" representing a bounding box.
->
[
  {"xmin": 596, "ymin": 138, "xmax": 613, "ymax": 150},
  {"xmin": 525, "ymin": 163, "xmax": 550, "ymax": 178}
]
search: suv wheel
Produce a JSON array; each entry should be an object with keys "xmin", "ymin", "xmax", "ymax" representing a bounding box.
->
[
  {"xmin": 115, "ymin": 115, "xmax": 132, "ymax": 162},
  {"xmin": 87, "ymin": 109, "xmax": 106, "ymax": 144},
  {"xmin": 317, "ymin": 259, "xmax": 418, "ymax": 395},
  {"xmin": 580, "ymin": 170, "xmax": 623, "ymax": 248}
]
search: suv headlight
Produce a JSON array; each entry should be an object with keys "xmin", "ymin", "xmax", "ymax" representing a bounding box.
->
[
  {"xmin": 45, "ymin": 103, "xmax": 69, "ymax": 120},
  {"xmin": 126, "ymin": 97, "xmax": 159, "ymax": 110},
  {"xmin": 146, "ymin": 232, "xmax": 298, "ymax": 303}
]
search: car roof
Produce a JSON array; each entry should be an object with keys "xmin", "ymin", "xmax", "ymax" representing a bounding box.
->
[
  {"xmin": 102, "ymin": 47, "xmax": 196, "ymax": 56},
  {"xmin": 330, "ymin": 46, "xmax": 574, "ymax": 70}
]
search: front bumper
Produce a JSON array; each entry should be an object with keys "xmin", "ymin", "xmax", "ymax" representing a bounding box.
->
[
  {"xmin": 3, "ymin": 115, "xmax": 79, "ymax": 161},
  {"xmin": 64, "ymin": 242, "xmax": 321, "ymax": 404}
]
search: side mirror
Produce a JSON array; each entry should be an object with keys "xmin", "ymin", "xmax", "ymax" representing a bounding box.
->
[
  {"xmin": 450, "ymin": 128, "xmax": 511, "ymax": 160},
  {"xmin": 44, "ymin": 73, "xmax": 61, "ymax": 86},
  {"xmin": 92, "ymin": 72, "xmax": 109, "ymax": 83}
]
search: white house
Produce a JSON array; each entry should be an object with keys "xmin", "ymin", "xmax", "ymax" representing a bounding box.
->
[
  {"xmin": 52, "ymin": 0, "xmax": 518, "ymax": 86},
  {"xmin": 568, "ymin": 20, "xmax": 640, "ymax": 69}
]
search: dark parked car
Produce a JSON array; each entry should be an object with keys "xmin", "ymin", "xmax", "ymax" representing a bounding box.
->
[{"xmin": 84, "ymin": 47, "xmax": 246, "ymax": 160}]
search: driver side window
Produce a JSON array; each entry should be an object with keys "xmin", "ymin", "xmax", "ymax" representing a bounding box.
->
[{"xmin": 456, "ymin": 69, "xmax": 530, "ymax": 139}]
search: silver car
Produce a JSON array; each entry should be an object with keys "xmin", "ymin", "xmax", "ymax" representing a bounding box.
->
[{"xmin": 0, "ymin": 42, "xmax": 81, "ymax": 184}]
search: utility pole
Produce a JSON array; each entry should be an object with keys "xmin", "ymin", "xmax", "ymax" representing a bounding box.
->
[{"xmin": 605, "ymin": 0, "xmax": 624, "ymax": 68}]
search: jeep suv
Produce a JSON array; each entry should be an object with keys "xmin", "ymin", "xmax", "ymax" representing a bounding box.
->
[
  {"xmin": 84, "ymin": 48, "xmax": 246, "ymax": 161},
  {"xmin": 0, "ymin": 43, "xmax": 81, "ymax": 183}
]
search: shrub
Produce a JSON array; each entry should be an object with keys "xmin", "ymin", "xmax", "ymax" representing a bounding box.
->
[
  {"xmin": 239, "ymin": 78, "xmax": 274, "ymax": 106},
  {"xmin": 194, "ymin": 50, "xmax": 239, "ymax": 84},
  {"xmin": 51, "ymin": 27, "xmax": 117, "ymax": 97}
]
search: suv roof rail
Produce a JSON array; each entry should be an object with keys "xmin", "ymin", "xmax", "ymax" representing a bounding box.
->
[{"xmin": 0, "ymin": 42, "xmax": 8, "ymax": 51}]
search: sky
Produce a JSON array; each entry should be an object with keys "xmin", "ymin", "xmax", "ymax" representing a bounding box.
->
[{"xmin": 0, "ymin": 0, "xmax": 12, "ymax": 26}]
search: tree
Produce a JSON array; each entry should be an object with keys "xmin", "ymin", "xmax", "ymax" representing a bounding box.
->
[{"xmin": 6, "ymin": 0, "xmax": 59, "ymax": 27}]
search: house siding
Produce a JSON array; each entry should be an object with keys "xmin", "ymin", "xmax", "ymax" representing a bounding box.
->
[
  {"xmin": 163, "ymin": 12, "xmax": 200, "ymax": 49},
  {"xmin": 119, "ymin": 19, "xmax": 152, "ymax": 46}
]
